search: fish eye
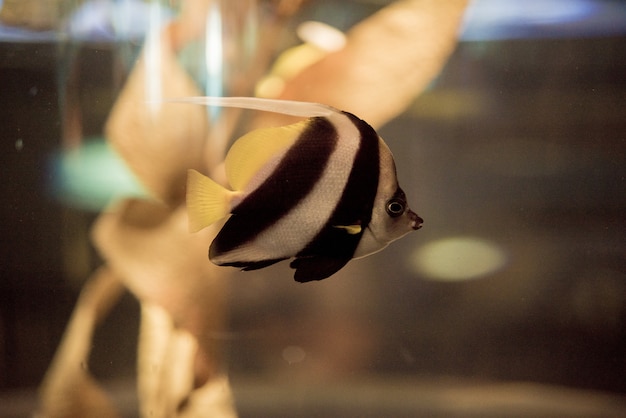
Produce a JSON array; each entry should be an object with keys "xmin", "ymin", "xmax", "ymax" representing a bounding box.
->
[{"xmin": 386, "ymin": 198, "xmax": 405, "ymax": 217}]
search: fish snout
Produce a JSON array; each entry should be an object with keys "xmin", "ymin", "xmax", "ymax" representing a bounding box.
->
[{"xmin": 408, "ymin": 209, "xmax": 423, "ymax": 230}]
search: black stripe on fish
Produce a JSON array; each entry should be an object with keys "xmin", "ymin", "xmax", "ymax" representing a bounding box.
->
[
  {"xmin": 292, "ymin": 112, "xmax": 381, "ymax": 282},
  {"xmin": 210, "ymin": 117, "xmax": 338, "ymax": 262}
]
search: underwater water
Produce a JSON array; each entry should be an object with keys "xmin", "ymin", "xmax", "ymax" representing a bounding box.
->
[{"xmin": 1, "ymin": 1, "xmax": 625, "ymax": 417}]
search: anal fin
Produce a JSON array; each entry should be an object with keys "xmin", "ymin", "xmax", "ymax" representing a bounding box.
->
[
  {"xmin": 216, "ymin": 258, "xmax": 288, "ymax": 271},
  {"xmin": 290, "ymin": 256, "xmax": 351, "ymax": 282}
]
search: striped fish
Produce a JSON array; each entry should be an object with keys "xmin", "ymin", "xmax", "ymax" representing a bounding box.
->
[{"xmin": 177, "ymin": 97, "xmax": 423, "ymax": 282}]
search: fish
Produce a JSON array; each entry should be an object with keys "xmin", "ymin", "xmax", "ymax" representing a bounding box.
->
[{"xmin": 173, "ymin": 96, "xmax": 423, "ymax": 282}]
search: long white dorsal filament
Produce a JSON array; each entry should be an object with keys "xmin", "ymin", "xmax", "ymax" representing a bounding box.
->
[{"xmin": 164, "ymin": 96, "xmax": 336, "ymax": 118}]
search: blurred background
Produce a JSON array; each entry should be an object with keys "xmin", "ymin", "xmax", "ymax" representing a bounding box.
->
[{"xmin": 1, "ymin": 0, "xmax": 625, "ymax": 416}]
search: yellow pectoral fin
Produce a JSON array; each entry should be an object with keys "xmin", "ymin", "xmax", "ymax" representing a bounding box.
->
[
  {"xmin": 186, "ymin": 169, "xmax": 232, "ymax": 233},
  {"xmin": 225, "ymin": 120, "xmax": 309, "ymax": 191},
  {"xmin": 333, "ymin": 224, "xmax": 362, "ymax": 235}
]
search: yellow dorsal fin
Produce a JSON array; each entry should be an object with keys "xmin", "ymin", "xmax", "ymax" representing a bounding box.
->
[
  {"xmin": 333, "ymin": 224, "xmax": 362, "ymax": 235},
  {"xmin": 186, "ymin": 169, "xmax": 232, "ymax": 233},
  {"xmin": 225, "ymin": 120, "xmax": 309, "ymax": 191}
]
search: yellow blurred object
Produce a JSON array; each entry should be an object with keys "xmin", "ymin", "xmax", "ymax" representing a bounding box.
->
[
  {"xmin": 256, "ymin": 43, "xmax": 328, "ymax": 98},
  {"xmin": 256, "ymin": 21, "xmax": 347, "ymax": 98}
]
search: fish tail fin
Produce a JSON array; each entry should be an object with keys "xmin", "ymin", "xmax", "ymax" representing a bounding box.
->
[{"xmin": 186, "ymin": 169, "xmax": 231, "ymax": 233}]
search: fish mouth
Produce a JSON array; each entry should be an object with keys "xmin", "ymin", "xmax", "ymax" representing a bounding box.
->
[{"xmin": 408, "ymin": 209, "xmax": 423, "ymax": 230}]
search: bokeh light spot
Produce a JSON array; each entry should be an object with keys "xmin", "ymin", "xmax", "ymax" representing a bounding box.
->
[{"xmin": 410, "ymin": 237, "xmax": 507, "ymax": 281}]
